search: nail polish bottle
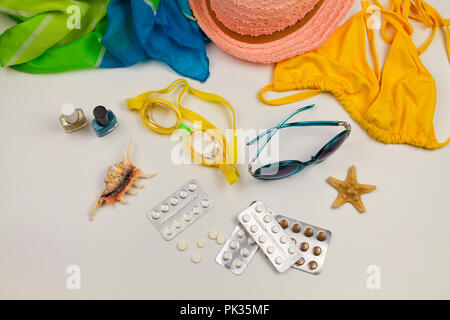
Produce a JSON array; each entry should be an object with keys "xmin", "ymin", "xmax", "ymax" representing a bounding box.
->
[
  {"xmin": 91, "ymin": 105, "xmax": 118, "ymax": 137},
  {"xmin": 59, "ymin": 103, "xmax": 88, "ymax": 133}
]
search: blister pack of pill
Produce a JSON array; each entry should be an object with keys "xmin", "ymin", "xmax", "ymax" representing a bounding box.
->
[
  {"xmin": 237, "ymin": 201, "xmax": 302, "ymax": 273},
  {"xmin": 275, "ymin": 215, "xmax": 332, "ymax": 275},
  {"xmin": 216, "ymin": 225, "xmax": 259, "ymax": 275},
  {"xmin": 147, "ymin": 179, "xmax": 214, "ymax": 241}
]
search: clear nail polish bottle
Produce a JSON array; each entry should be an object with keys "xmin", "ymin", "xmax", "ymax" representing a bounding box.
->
[
  {"xmin": 91, "ymin": 105, "xmax": 118, "ymax": 137},
  {"xmin": 59, "ymin": 103, "xmax": 88, "ymax": 133}
]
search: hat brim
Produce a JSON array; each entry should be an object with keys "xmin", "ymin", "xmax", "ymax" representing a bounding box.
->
[{"xmin": 189, "ymin": 0, "xmax": 354, "ymax": 63}]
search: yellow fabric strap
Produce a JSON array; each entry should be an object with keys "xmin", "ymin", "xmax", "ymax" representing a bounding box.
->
[
  {"xmin": 126, "ymin": 79, "xmax": 239, "ymax": 185},
  {"xmin": 373, "ymin": 0, "xmax": 450, "ymax": 63},
  {"xmin": 258, "ymin": 84, "xmax": 322, "ymax": 106}
]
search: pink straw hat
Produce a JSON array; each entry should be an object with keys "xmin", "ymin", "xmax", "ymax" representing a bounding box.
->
[{"xmin": 189, "ymin": 0, "xmax": 354, "ymax": 63}]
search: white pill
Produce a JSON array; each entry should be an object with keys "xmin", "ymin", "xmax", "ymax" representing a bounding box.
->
[
  {"xmin": 174, "ymin": 219, "xmax": 183, "ymax": 229},
  {"xmin": 248, "ymin": 237, "xmax": 256, "ymax": 246},
  {"xmin": 184, "ymin": 213, "xmax": 192, "ymax": 222},
  {"xmin": 258, "ymin": 235, "xmax": 267, "ymax": 244},
  {"xmin": 151, "ymin": 211, "xmax": 160, "ymax": 219},
  {"xmin": 280, "ymin": 235, "xmax": 289, "ymax": 244},
  {"xmin": 216, "ymin": 233, "xmax": 226, "ymax": 245},
  {"xmin": 222, "ymin": 251, "xmax": 231, "ymax": 261},
  {"xmin": 177, "ymin": 240, "xmax": 188, "ymax": 251},
  {"xmin": 266, "ymin": 246, "xmax": 275, "ymax": 254},
  {"xmin": 170, "ymin": 197, "xmax": 178, "ymax": 205},
  {"xmin": 242, "ymin": 214, "xmax": 250, "ymax": 223},
  {"xmin": 288, "ymin": 246, "xmax": 297, "ymax": 254},
  {"xmin": 237, "ymin": 229, "xmax": 246, "ymax": 238},
  {"xmin": 229, "ymin": 240, "xmax": 239, "ymax": 250},
  {"xmin": 191, "ymin": 254, "xmax": 201, "ymax": 263},
  {"xmin": 272, "ymin": 225, "xmax": 280, "ymax": 233},
  {"xmin": 208, "ymin": 229, "xmax": 218, "ymax": 240},
  {"xmin": 255, "ymin": 204, "xmax": 264, "ymax": 213},
  {"xmin": 233, "ymin": 259, "xmax": 243, "ymax": 268},
  {"xmin": 165, "ymin": 226, "xmax": 173, "ymax": 235},
  {"xmin": 197, "ymin": 240, "xmax": 206, "ymax": 248},
  {"xmin": 179, "ymin": 190, "xmax": 188, "ymax": 198},
  {"xmin": 250, "ymin": 225, "xmax": 258, "ymax": 233},
  {"xmin": 263, "ymin": 215, "xmax": 272, "ymax": 223},
  {"xmin": 161, "ymin": 204, "xmax": 169, "ymax": 212},
  {"xmin": 192, "ymin": 206, "xmax": 201, "ymax": 215},
  {"xmin": 188, "ymin": 184, "xmax": 197, "ymax": 191},
  {"xmin": 201, "ymin": 199, "xmax": 210, "ymax": 208},
  {"xmin": 240, "ymin": 248, "xmax": 250, "ymax": 257},
  {"xmin": 275, "ymin": 256, "xmax": 283, "ymax": 265}
]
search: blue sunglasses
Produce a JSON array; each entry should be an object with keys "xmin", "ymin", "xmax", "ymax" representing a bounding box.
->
[{"xmin": 247, "ymin": 104, "xmax": 351, "ymax": 180}]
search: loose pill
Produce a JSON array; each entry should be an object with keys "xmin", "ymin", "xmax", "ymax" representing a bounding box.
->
[
  {"xmin": 177, "ymin": 240, "xmax": 188, "ymax": 251},
  {"xmin": 191, "ymin": 254, "xmax": 201, "ymax": 263},
  {"xmin": 216, "ymin": 233, "xmax": 225, "ymax": 245},
  {"xmin": 197, "ymin": 240, "xmax": 206, "ymax": 248},
  {"xmin": 208, "ymin": 229, "xmax": 218, "ymax": 240}
]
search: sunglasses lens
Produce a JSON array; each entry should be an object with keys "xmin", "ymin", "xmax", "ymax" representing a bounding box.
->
[
  {"xmin": 254, "ymin": 162, "xmax": 303, "ymax": 180},
  {"xmin": 316, "ymin": 131, "xmax": 350, "ymax": 162}
]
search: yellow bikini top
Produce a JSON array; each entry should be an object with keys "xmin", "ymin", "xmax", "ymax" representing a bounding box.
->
[{"xmin": 259, "ymin": 0, "xmax": 449, "ymax": 150}]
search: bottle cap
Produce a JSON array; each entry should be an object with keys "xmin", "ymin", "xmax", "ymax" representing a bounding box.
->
[
  {"xmin": 61, "ymin": 103, "xmax": 79, "ymax": 124},
  {"xmin": 93, "ymin": 106, "xmax": 110, "ymax": 126}
]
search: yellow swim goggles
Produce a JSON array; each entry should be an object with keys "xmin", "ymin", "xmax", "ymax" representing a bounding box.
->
[{"xmin": 127, "ymin": 79, "xmax": 239, "ymax": 185}]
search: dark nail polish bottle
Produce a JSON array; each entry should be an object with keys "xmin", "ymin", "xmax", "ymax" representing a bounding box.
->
[{"xmin": 91, "ymin": 106, "xmax": 118, "ymax": 137}]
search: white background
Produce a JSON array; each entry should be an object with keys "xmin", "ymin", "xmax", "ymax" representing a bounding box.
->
[{"xmin": 0, "ymin": 1, "xmax": 449, "ymax": 299}]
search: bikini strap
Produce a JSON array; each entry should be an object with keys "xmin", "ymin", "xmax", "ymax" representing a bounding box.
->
[
  {"xmin": 258, "ymin": 84, "xmax": 322, "ymax": 106},
  {"xmin": 373, "ymin": 0, "xmax": 449, "ymax": 63}
]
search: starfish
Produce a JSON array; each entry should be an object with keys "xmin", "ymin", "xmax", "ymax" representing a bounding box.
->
[{"xmin": 328, "ymin": 166, "xmax": 376, "ymax": 213}]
